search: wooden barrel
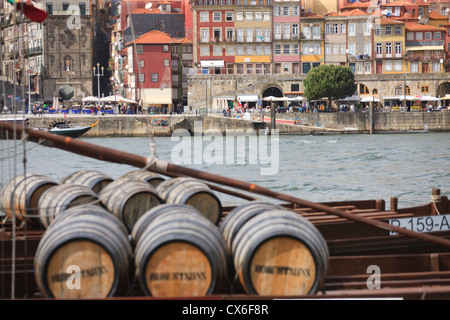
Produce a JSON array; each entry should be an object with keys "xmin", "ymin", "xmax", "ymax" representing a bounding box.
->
[
  {"xmin": 34, "ymin": 207, "xmax": 133, "ymax": 299},
  {"xmin": 0, "ymin": 173, "xmax": 58, "ymax": 225},
  {"xmin": 231, "ymin": 209, "xmax": 329, "ymax": 296},
  {"xmin": 134, "ymin": 212, "xmax": 228, "ymax": 297},
  {"xmin": 156, "ymin": 177, "xmax": 222, "ymax": 225},
  {"xmin": 98, "ymin": 179, "xmax": 162, "ymax": 232},
  {"xmin": 131, "ymin": 203, "xmax": 203, "ymax": 245},
  {"xmin": 219, "ymin": 201, "xmax": 285, "ymax": 253},
  {"xmin": 38, "ymin": 184, "xmax": 100, "ymax": 229},
  {"xmin": 60, "ymin": 170, "xmax": 113, "ymax": 194},
  {"xmin": 119, "ymin": 170, "xmax": 165, "ymax": 188}
]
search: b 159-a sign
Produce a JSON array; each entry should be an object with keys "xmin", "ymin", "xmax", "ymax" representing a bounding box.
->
[{"xmin": 389, "ymin": 215, "xmax": 450, "ymax": 236}]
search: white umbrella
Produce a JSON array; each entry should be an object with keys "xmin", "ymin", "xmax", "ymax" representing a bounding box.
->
[
  {"xmin": 263, "ymin": 96, "xmax": 277, "ymax": 101},
  {"xmin": 420, "ymin": 96, "xmax": 439, "ymax": 101},
  {"xmin": 289, "ymin": 96, "xmax": 304, "ymax": 101},
  {"xmin": 82, "ymin": 96, "xmax": 100, "ymax": 102},
  {"xmin": 361, "ymin": 96, "xmax": 380, "ymax": 102},
  {"xmin": 118, "ymin": 97, "xmax": 137, "ymax": 104}
]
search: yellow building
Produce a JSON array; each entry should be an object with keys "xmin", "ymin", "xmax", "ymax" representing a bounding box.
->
[{"xmin": 373, "ymin": 17, "xmax": 405, "ymax": 74}]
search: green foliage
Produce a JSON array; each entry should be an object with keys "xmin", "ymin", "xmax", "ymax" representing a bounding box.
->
[{"xmin": 303, "ymin": 65, "xmax": 357, "ymax": 103}]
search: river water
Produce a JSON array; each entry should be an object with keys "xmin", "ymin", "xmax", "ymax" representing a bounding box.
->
[{"xmin": 1, "ymin": 132, "xmax": 449, "ymax": 208}]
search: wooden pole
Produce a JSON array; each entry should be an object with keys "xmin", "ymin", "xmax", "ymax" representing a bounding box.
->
[{"xmin": 2, "ymin": 121, "xmax": 450, "ymax": 249}]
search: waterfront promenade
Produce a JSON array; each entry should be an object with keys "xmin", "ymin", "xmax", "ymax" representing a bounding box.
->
[{"xmin": 3, "ymin": 108, "xmax": 450, "ymax": 136}]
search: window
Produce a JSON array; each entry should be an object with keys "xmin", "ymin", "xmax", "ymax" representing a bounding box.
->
[
  {"xmin": 151, "ymin": 73, "xmax": 158, "ymax": 82},
  {"xmin": 139, "ymin": 60, "xmax": 145, "ymax": 68},
  {"xmin": 256, "ymin": 45, "xmax": 262, "ymax": 55},
  {"xmin": 357, "ymin": 63, "xmax": 363, "ymax": 74},
  {"xmin": 416, "ymin": 32, "xmax": 423, "ymax": 40},
  {"xmin": 283, "ymin": 6, "xmax": 289, "ymax": 16},
  {"xmin": 246, "ymin": 46, "xmax": 253, "ymax": 55},
  {"xmin": 433, "ymin": 62, "xmax": 441, "ymax": 72},
  {"xmin": 385, "ymin": 43, "xmax": 392, "ymax": 55},
  {"xmin": 264, "ymin": 45, "xmax": 270, "ymax": 55},
  {"xmin": 236, "ymin": 46, "xmax": 244, "ymax": 55},
  {"xmin": 364, "ymin": 62, "xmax": 371, "ymax": 73},
  {"xmin": 395, "ymin": 42, "xmax": 402, "ymax": 55},
  {"xmin": 236, "ymin": 12, "xmax": 243, "ymax": 21},
  {"xmin": 274, "ymin": 6, "xmax": 281, "ymax": 16},
  {"xmin": 79, "ymin": 2, "xmax": 86, "ymax": 15},
  {"xmin": 62, "ymin": 2, "xmax": 69, "ymax": 11},
  {"xmin": 292, "ymin": 24, "xmax": 299, "ymax": 36},
  {"xmin": 407, "ymin": 32, "xmax": 414, "ymax": 41},
  {"xmin": 255, "ymin": 12, "xmax": 262, "ymax": 21},
  {"xmin": 46, "ymin": 2, "xmax": 53, "ymax": 14},
  {"xmin": 138, "ymin": 73, "xmax": 145, "ymax": 83},
  {"xmin": 395, "ymin": 26, "xmax": 402, "ymax": 35},
  {"xmin": 332, "ymin": 44, "xmax": 339, "ymax": 55},
  {"xmin": 325, "ymin": 44, "xmax": 331, "ymax": 54},
  {"xmin": 302, "ymin": 43, "xmax": 310, "ymax": 55},
  {"xmin": 213, "ymin": 45, "xmax": 222, "ymax": 56},
  {"xmin": 137, "ymin": 45, "xmax": 144, "ymax": 54},
  {"xmin": 385, "ymin": 26, "xmax": 392, "ymax": 35},
  {"xmin": 348, "ymin": 23, "xmax": 355, "ymax": 36},
  {"xmin": 385, "ymin": 60, "xmax": 393, "ymax": 71},
  {"xmin": 376, "ymin": 43, "xmax": 382, "ymax": 55},
  {"xmin": 340, "ymin": 24, "xmax": 346, "ymax": 34},
  {"xmin": 332, "ymin": 24, "xmax": 338, "ymax": 34},
  {"xmin": 394, "ymin": 60, "xmax": 402, "ymax": 71},
  {"xmin": 421, "ymin": 85, "xmax": 429, "ymax": 93},
  {"xmin": 246, "ymin": 12, "xmax": 253, "ymax": 20},
  {"xmin": 163, "ymin": 45, "xmax": 169, "ymax": 52},
  {"xmin": 364, "ymin": 43, "xmax": 371, "ymax": 55},
  {"xmin": 348, "ymin": 43, "xmax": 355, "ymax": 56},
  {"xmin": 283, "ymin": 44, "xmax": 290, "ymax": 54},
  {"xmin": 292, "ymin": 6, "xmax": 299, "ymax": 16},
  {"xmin": 226, "ymin": 46, "xmax": 234, "ymax": 55},
  {"xmin": 410, "ymin": 62, "xmax": 419, "ymax": 73},
  {"xmin": 359, "ymin": 84, "xmax": 370, "ymax": 95},
  {"xmin": 275, "ymin": 44, "xmax": 281, "ymax": 54},
  {"xmin": 292, "ymin": 44, "xmax": 299, "ymax": 55},
  {"xmin": 325, "ymin": 24, "xmax": 330, "ymax": 34},
  {"xmin": 201, "ymin": 29, "xmax": 209, "ymax": 42},
  {"xmin": 200, "ymin": 12, "xmax": 209, "ymax": 22},
  {"xmin": 425, "ymin": 32, "xmax": 432, "ymax": 40},
  {"xmin": 434, "ymin": 32, "xmax": 442, "ymax": 40},
  {"xmin": 200, "ymin": 46, "xmax": 209, "ymax": 56},
  {"xmin": 312, "ymin": 43, "xmax": 321, "ymax": 55},
  {"xmin": 363, "ymin": 23, "xmax": 371, "ymax": 36},
  {"xmin": 213, "ymin": 12, "xmax": 221, "ymax": 21},
  {"xmin": 291, "ymin": 83, "xmax": 299, "ymax": 91},
  {"xmin": 375, "ymin": 26, "xmax": 382, "ymax": 36},
  {"xmin": 226, "ymin": 12, "xmax": 233, "ymax": 21},
  {"xmin": 264, "ymin": 12, "xmax": 270, "ymax": 21},
  {"xmin": 246, "ymin": 28, "xmax": 253, "ymax": 42}
]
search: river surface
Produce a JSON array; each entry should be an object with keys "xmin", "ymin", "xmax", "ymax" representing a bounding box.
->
[{"xmin": 1, "ymin": 132, "xmax": 449, "ymax": 208}]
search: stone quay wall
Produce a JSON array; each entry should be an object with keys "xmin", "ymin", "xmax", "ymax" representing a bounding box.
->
[{"xmin": 25, "ymin": 110, "xmax": 450, "ymax": 138}]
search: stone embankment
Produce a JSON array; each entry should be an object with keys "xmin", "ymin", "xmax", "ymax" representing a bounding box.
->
[{"xmin": 25, "ymin": 110, "xmax": 450, "ymax": 137}]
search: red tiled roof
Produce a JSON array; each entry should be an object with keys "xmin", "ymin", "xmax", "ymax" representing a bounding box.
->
[
  {"xmin": 428, "ymin": 11, "xmax": 448, "ymax": 20},
  {"xmin": 339, "ymin": 9, "xmax": 368, "ymax": 16},
  {"xmin": 376, "ymin": 17, "xmax": 404, "ymax": 25},
  {"xmin": 405, "ymin": 22, "xmax": 445, "ymax": 31},
  {"xmin": 127, "ymin": 30, "xmax": 172, "ymax": 45}
]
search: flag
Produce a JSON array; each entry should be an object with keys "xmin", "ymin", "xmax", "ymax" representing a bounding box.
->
[{"xmin": 6, "ymin": 0, "xmax": 49, "ymax": 23}]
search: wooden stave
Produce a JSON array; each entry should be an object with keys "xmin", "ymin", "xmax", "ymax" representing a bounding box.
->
[
  {"xmin": 231, "ymin": 210, "xmax": 329, "ymax": 295},
  {"xmin": 219, "ymin": 201, "xmax": 285, "ymax": 253},
  {"xmin": 98, "ymin": 179, "xmax": 163, "ymax": 232},
  {"xmin": 134, "ymin": 212, "xmax": 227, "ymax": 297},
  {"xmin": 119, "ymin": 170, "xmax": 165, "ymax": 188},
  {"xmin": 37, "ymin": 184, "xmax": 100, "ymax": 229},
  {"xmin": 156, "ymin": 177, "xmax": 222, "ymax": 224},
  {"xmin": 60, "ymin": 169, "xmax": 113, "ymax": 194},
  {"xmin": 131, "ymin": 204, "xmax": 203, "ymax": 245},
  {"xmin": 0, "ymin": 173, "xmax": 58, "ymax": 224},
  {"xmin": 34, "ymin": 213, "xmax": 133, "ymax": 298}
]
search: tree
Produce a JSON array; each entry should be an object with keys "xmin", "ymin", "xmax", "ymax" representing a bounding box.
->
[{"xmin": 303, "ymin": 65, "xmax": 357, "ymax": 109}]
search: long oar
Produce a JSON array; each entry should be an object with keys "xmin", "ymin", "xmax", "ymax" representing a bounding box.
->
[{"xmin": 2, "ymin": 121, "xmax": 450, "ymax": 249}]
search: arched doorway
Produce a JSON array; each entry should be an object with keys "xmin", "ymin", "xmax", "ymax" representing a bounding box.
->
[
  {"xmin": 437, "ymin": 82, "xmax": 450, "ymax": 98},
  {"xmin": 262, "ymin": 86, "xmax": 283, "ymax": 108}
]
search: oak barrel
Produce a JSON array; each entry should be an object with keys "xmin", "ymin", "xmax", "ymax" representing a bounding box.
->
[
  {"xmin": 131, "ymin": 203, "xmax": 203, "ymax": 245},
  {"xmin": 38, "ymin": 184, "xmax": 100, "ymax": 229},
  {"xmin": 219, "ymin": 201, "xmax": 285, "ymax": 253},
  {"xmin": 98, "ymin": 179, "xmax": 162, "ymax": 232},
  {"xmin": 156, "ymin": 177, "xmax": 222, "ymax": 224},
  {"xmin": 119, "ymin": 170, "xmax": 165, "ymax": 188},
  {"xmin": 231, "ymin": 209, "xmax": 329, "ymax": 296},
  {"xmin": 34, "ymin": 205, "xmax": 133, "ymax": 298},
  {"xmin": 0, "ymin": 173, "xmax": 58, "ymax": 225},
  {"xmin": 60, "ymin": 169, "xmax": 113, "ymax": 194},
  {"xmin": 134, "ymin": 212, "xmax": 228, "ymax": 297}
]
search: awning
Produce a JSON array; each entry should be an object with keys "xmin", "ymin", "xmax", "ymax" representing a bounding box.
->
[
  {"xmin": 200, "ymin": 60, "xmax": 224, "ymax": 68},
  {"xmin": 238, "ymin": 95, "xmax": 259, "ymax": 102},
  {"xmin": 405, "ymin": 46, "xmax": 444, "ymax": 51},
  {"xmin": 382, "ymin": 95, "xmax": 404, "ymax": 100}
]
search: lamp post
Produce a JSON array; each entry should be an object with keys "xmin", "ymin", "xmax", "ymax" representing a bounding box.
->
[{"xmin": 93, "ymin": 63, "xmax": 104, "ymax": 107}]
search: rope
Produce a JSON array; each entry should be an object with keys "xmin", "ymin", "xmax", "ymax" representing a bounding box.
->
[{"xmin": 431, "ymin": 194, "xmax": 442, "ymax": 215}]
